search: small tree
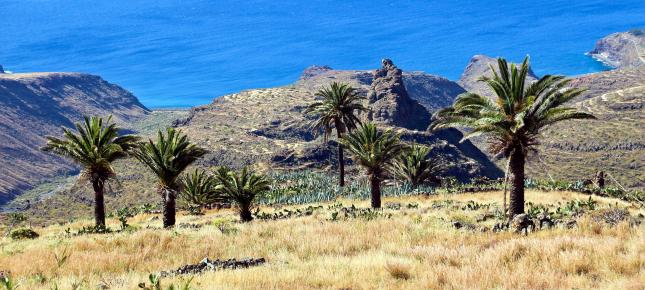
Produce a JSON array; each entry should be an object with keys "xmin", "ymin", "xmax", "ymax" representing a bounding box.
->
[
  {"xmin": 42, "ymin": 116, "xmax": 139, "ymax": 228},
  {"xmin": 341, "ymin": 123, "xmax": 403, "ymax": 208},
  {"xmin": 214, "ymin": 167, "xmax": 271, "ymax": 222},
  {"xmin": 391, "ymin": 144, "xmax": 442, "ymax": 188},
  {"xmin": 180, "ymin": 169, "xmax": 222, "ymax": 214},
  {"xmin": 305, "ymin": 82, "xmax": 366, "ymax": 186},
  {"xmin": 132, "ymin": 128, "xmax": 206, "ymax": 228},
  {"xmin": 431, "ymin": 56, "xmax": 596, "ymax": 217}
]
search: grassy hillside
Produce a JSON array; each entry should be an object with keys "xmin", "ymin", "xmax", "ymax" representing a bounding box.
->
[{"xmin": 1, "ymin": 190, "xmax": 643, "ymax": 289}]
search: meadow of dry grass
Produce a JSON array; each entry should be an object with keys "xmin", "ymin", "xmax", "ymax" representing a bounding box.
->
[{"xmin": 1, "ymin": 190, "xmax": 643, "ymax": 290}]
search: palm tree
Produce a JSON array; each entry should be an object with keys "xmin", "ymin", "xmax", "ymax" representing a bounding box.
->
[
  {"xmin": 341, "ymin": 123, "xmax": 403, "ymax": 208},
  {"xmin": 42, "ymin": 115, "xmax": 139, "ymax": 228},
  {"xmin": 132, "ymin": 128, "xmax": 206, "ymax": 228},
  {"xmin": 213, "ymin": 166, "xmax": 271, "ymax": 222},
  {"xmin": 391, "ymin": 144, "xmax": 442, "ymax": 188},
  {"xmin": 180, "ymin": 169, "xmax": 221, "ymax": 213},
  {"xmin": 305, "ymin": 82, "xmax": 366, "ymax": 187},
  {"xmin": 430, "ymin": 56, "xmax": 596, "ymax": 217}
]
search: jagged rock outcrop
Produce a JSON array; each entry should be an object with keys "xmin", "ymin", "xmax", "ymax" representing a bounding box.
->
[
  {"xmin": 458, "ymin": 55, "xmax": 537, "ymax": 97},
  {"xmin": 367, "ymin": 59, "xmax": 431, "ymax": 130},
  {"xmin": 589, "ymin": 28, "xmax": 645, "ymax": 69},
  {"xmin": 0, "ymin": 72, "xmax": 149, "ymax": 204}
]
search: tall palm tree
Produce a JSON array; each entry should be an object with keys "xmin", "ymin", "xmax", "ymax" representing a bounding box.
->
[
  {"xmin": 430, "ymin": 56, "xmax": 596, "ymax": 217},
  {"xmin": 341, "ymin": 123, "xmax": 403, "ymax": 208},
  {"xmin": 305, "ymin": 82, "xmax": 366, "ymax": 187},
  {"xmin": 213, "ymin": 166, "xmax": 271, "ymax": 222},
  {"xmin": 180, "ymin": 169, "xmax": 221, "ymax": 212},
  {"xmin": 42, "ymin": 115, "xmax": 139, "ymax": 228},
  {"xmin": 390, "ymin": 143, "xmax": 442, "ymax": 188},
  {"xmin": 132, "ymin": 128, "xmax": 206, "ymax": 227}
]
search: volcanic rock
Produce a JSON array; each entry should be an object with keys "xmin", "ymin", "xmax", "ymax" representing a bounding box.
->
[{"xmin": 366, "ymin": 59, "xmax": 431, "ymax": 130}]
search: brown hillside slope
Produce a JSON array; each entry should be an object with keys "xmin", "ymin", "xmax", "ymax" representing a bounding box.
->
[{"xmin": 0, "ymin": 72, "xmax": 149, "ymax": 204}]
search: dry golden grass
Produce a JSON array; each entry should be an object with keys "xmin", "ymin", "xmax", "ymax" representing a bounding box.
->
[{"xmin": 1, "ymin": 190, "xmax": 643, "ymax": 290}]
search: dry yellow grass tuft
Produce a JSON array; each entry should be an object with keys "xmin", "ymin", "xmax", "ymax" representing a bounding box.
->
[{"xmin": 0, "ymin": 190, "xmax": 643, "ymax": 289}]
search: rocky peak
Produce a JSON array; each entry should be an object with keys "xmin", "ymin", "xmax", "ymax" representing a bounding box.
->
[
  {"xmin": 589, "ymin": 28, "xmax": 645, "ymax": 69},
  {"xmin": 299, "ymin": 65, "xmax": 333, "ymax": 81},
  {"xmin": 367, "ymin": 59, "xmax": 431, "ymax": 130},
  {"xmin": 458, "ymin": 55, "xmax": 537, "ymax": 96}
]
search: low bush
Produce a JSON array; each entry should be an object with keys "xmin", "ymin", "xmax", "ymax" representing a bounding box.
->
[{"xmin": 9, "ymin": 228, "xmax": 39, "ymax": 240}]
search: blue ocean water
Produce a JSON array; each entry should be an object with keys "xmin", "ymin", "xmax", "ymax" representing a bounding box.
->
[{"xmin": 1, "ymin": 0, "xmax": 644, "ymax": 108}]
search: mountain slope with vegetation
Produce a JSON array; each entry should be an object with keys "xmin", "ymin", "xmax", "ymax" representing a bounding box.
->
[
  {"xmin": 0, "ymin": 72, "xmax": 149, "ymax": 205},
  {"xmin": 176, "ymin": 60, "xmax": 500, "ymax": 178}
]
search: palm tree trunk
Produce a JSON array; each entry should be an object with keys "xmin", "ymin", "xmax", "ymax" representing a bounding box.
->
[
  {"xmin": 240, "ymin": 205, "xmax": 253, "ymax": 222},
  {"xmin": 370, "ymin": 174, "xmax": 381, "ymax": 208},
  {"xmin": 335, "ymin": 120, "xmax": 346, "ymax": 187},
  {"xmin": 91, "ymin": 179, "xmax": 106, "ymax": 228},
  {"xmin": 508, "ymin": 148, "xmax": 526, "ymax": 217},
  {"xmin": 162, "ymin": 188, "xmax": 176, "ymax": 228}
]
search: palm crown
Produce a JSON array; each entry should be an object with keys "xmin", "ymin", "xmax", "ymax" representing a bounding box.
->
[
  {"xmin": 341, "ymin": 123, "xmax": 403, "ymax": 176},
  {"xmin": 214, "ymin": 166, "xmax": 271, "ymax": 222},
  {"xmin": 132, "ymin": 127, "xmax": 207, "ymax": 189},
  {"xmin": 390, "ymin": 144, "xmax": 442, "ymax": 188},
  {"xmin": 431, "ymin": 57, "xmax": 595, "ymax": 157},
  {"xmin": 305, "ymin": 82, "xmax": 366, "ymax": 140},
  {"xmin": 43, "ymin": 115, "xmax": 139, "ymax": 180},
  {"xmin": 180, "ymin": 169, "xmax": 221, "ymax": 208}
]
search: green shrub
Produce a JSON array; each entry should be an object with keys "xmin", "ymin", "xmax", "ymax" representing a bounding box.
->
[{"xmin": 10, "ymin": 228, "xmax": 39, "ymax": 240}]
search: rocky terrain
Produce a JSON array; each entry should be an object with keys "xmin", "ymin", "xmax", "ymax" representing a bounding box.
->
[
  {"xmin": 176, "ymin": 59, "xmax": 501, "ymax": 180},
  {"xmin": 589, "ymin": 28, "xmax": 645, "ymax": 69},
  {"xmin": 0, "ymin": 72, "xmax": 149, "ymax": 205}
]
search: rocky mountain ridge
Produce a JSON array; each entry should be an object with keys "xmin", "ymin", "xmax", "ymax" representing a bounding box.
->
[
  {"xmin": 0, "ymin": 72, "xmax": 149, "ymax": 205},
  {"xmin": 589, "ymin": 28, "xmax": 645, "ymax": 69},
  {"xmin": 176, "ymin": 59, "xmax": 501, "ymax": 180}
]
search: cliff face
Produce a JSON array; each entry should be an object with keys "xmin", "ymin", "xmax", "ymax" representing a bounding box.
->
[
  {"xmin": 589, "ymin": 29, "xmax": 645, "ymax": 69},
  {"xmin": 366, "ymin": 59, "xmax": 431, "ymax": 130},
  {"xmin": 0, "ymin": 72, "xmax": 149, "ymax": 204}
]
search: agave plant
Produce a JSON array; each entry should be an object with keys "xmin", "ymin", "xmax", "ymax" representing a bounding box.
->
[
  {"xmin": 180, "ymin": 169, "xmax": 222, "ymax": 213},
  {"xmin": 214, "ymin": 166, "xmax": 271, "ymax": 222},
  {"xmin": 390, "ymin": 143, "xmax": 442, "ymax": 188},
  {"xmin": 42, "ymin": 115, "xmax": 139, "ymax": 228},
  {"xmin": 132, "ymin": 128, "xmax": 206, "ymax": 227},
  {"xmin": 305, "ymin": 82, "xmax": 366, "ymax": 186},
  {"xmin": 341, "ymin": 123, "xmax": 403, "ymax": 208},
  {"xmin": 431, "ymin": 56, "xmax": 596, "ymax": 217}
]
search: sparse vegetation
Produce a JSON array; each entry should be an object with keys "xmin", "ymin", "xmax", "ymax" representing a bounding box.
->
[{"xmin": 0, "ymin": 190, "xmax": 642, "ymax": 289}]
